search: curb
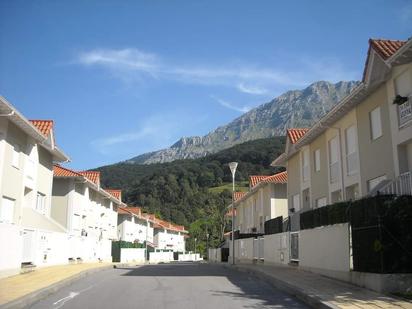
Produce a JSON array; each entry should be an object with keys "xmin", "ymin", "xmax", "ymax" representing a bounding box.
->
[
  {"xmin": 223, "ymin": 264, "xmax": 339, "ymax": 309},
  {"xmin": 0, "ymin": 264, "xmax": 117, "ymax": 309}
]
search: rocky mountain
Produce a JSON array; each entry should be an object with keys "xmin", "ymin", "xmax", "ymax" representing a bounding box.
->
[{"xmin": 128, "ymin": 80, "xmax": 359, "ymax": 164}]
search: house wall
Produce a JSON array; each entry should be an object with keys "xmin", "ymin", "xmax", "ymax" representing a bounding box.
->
[
  {"xmin": 0, "ymin": 223, "xmax": 23, "ymax": 278},
  {"xmin": 357, "ymin": 84, "xmax": 395, "ymax": 195},
  {"xmin": 309, "ymin": 134, "xmax": 329, "ymax": 206},
  {"xmin": 51, "ymin": 178, "xmax": 71, "ymax": 228},
  {"xmin": 273, "ymin": 184, "xmax": 288, "ymax": 219},
  {"xmin": 287, "ymin": 153, "xmax": 300, "ymax": 210},
  {"xmin": 386, "ymin": 63, "xmax": 412, "ymax": 176}
]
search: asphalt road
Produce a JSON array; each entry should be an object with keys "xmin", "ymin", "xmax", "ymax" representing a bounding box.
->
[{"xmin": 29, "ymin": 263, "xmax": 309, "ymax": 309}]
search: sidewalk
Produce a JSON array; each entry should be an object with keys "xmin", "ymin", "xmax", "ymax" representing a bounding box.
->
[
  {"xmin": 227, "ymin": 263, "xmax": 412, "ymax": 309},
  {"xmin": 0, "ymin": 262, "xmax": 114, "ymax": 308}
]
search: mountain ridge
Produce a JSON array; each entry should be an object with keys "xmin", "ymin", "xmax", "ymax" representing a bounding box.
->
[{"xmin": 127, "ymin": 80, "xmax": 359, "ymax": 164}]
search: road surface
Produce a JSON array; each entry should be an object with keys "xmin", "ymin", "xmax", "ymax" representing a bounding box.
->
[{"xmin": 29, "ymin": 263, "xmax": 309, "ymax": 309}]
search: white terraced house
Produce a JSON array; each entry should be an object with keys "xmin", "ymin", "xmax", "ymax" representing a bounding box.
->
[
  {"xmin": 117, "ymin": 206, "xmax": 154, "ymax": 245},
  {"xmin": 152, "ymin": 218, "xmax": 188, "ymax": 252},
  {"xmin": 51, "ymin": 165, "xmax": 120, "ymax": 262},
  {"xmin": 0, "ymin": 96, "xmax": 70, "ymax": 278},
  {"xmin": 232, "ymin": 172, "xmax": 288, "ymax": 234},
  {"xmin": 272, "ymin": 37, "xmax": 412, "ymax": 261}
]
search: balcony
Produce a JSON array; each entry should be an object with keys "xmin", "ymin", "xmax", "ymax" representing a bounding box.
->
[
  {"xmin": 379, "ymin": 171, "xmax": 412, "ymax": 196},
  {"xmin": 398, "ymin": 97, "xmax": 412, "ymax": 128}
]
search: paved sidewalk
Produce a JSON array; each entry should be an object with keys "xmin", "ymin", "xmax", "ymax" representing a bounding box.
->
[
  {"xmin": 0, "ymin": 262, "xmax": 113, "ymax": 307},
  {"xmin": 228, "ymin": 263, "xmax": 412, "ymax": 309}
]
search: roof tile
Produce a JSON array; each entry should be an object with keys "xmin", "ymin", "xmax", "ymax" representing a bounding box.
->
[
  {"xmin": 29, "ymin": 120, "xmax": 54, "ymax": 137},
  {"xmin": 234, "ymin": 191, "xmax": 246, "ymax": 201},
  {"xmin": 287, "ymin": 128, "xmax": 309, "ymax": 144},
  {"xmin": 249, "ymin": 175, "xmax": 268, "ymax": 188},
  {"xmin": 79, "ymin": 171, "xmax": 100, "ymax": 186},
  {"xmin": 53, "ymin": 165, "xmax": 83, "ymax": 177}
]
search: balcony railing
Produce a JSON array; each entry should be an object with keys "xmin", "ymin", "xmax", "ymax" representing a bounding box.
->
[
  {"xmin": 398, "ymin": 97, "xmax": 412, "ymax": 127},
  {"xmin": 379, "ymin": 171, "xmax": 412, "ymax": 196}
]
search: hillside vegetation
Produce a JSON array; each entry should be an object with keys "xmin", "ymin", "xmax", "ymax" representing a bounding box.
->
[{"xmin": 96, "ymin": 136, "xmax": 285, "ymax": 251}]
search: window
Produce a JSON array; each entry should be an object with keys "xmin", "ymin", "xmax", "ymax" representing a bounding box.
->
[
  {"xmin": 302, "ymin": 149, "xmax": 310, "ymax": 181},
  {"xmin": 36, "ymin": 192, "xmax": 46, "ymax": 215},
  {"xmin": 12, "ymin": 144, "xmax": 20, "ymax": 168},
  {"xmin": 292, "ymin": 194, "xmax": 300, "ymax": 212},
  {"xmin": 315, "ymin": 197, "xmax": 327, "ymax": 208},
  {"xmin": 368, "ymin": 175, "xmax": 387, "ymax": 192},
  {"xmin": 314, "ymin": 149, "xmax": 321, "ymax": 172},
  {"xmin": 345, "ymin": 126, "xmax": 358, "ymax": 175},
  {"xmin": 328, "ymin": 136, "xmax": 339, "ymax": 183},
  {"xmin": 0, "ymin": 197, "xmax": 15, "ymax": 223},
  {"xmin": 395, "ymin": 71, "xmax": 412, "ymax": 127},
  {"xmin": 370, "ymin": 107, "xmax": 382, "ymax": 140}
]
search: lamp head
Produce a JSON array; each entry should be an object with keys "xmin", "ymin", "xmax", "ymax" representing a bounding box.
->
[{"xmin": 229, "ymin": 162, "xmax": 238, "ymax": 176}]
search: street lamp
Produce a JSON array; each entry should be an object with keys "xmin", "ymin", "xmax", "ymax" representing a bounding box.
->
[
  {"xmin": 194, "ymin": 237, "xmax": 197, "ymax": 255},
  {"xmin": 229, "ymin": 162, "xmax": 238, "ymax": 265},
  {"xmin": 206, "ymin": 232, "xmax": 209, "ymax": 260}
]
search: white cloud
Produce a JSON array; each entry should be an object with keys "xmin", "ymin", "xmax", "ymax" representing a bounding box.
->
[
  {"xmin": 237, "ymin": 83, "xmax": 268, "ymax": 95},
  {"xmin": 75, "ymin": 48, "xmax": 358, "ymax": 96},
  {"xmin": 210, "ymin": 95, "xmax": 251, "ymax": 113}
]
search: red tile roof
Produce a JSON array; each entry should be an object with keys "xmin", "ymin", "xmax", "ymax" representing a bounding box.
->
[
  {"xmin": 234, "ymin": 191, "xmax": 246, "ymax": 201},
  {"xmin": 370, "ymin": 39, "xmax": 406, "ymax": 60},
  {"xmin": 287, "ymin": 128, "xmax": 309, "ymax": 144},
  {"xmin": 30, "ymin": 120, "xmax": 54, "ymax": 137},
  {"xmin": 124, "ymin": 206, "xmax": 141, "ymax": 216},
  {"xmin": 118, "ymin": 207, "xmax": 132, "ymax": 215},
  {"xmin": 249, "ymin": 175, "xmax": 268, "ymax": 188},
  {"xmin": 262, "ymin": 171, "xmax": 287, "ymax": 184},
  {"xmin": 106, "ymin": 189, "xmax": 122, "ymax": 201},
  {"xmin": 53, "ymin": 165, "xmax": 83, "ymax": 178},
  {"xmin": 79, "ymin": 171, "xmax": 100, "ymax": 186}
]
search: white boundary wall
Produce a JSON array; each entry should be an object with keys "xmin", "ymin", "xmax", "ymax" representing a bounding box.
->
[
  {"xmin": 149, "ymin": 251, "xmax": 174, "ymax": 263},
  {"xmin": 208, "ymin": 248, "xmax": 221, "ymax": 262},
  {"xmin": 0, "ymin": 224, "xmax": 23, "ymax": 278},
  {"xmin": 299, "ymin": 223, "xmax": 350, "ymax": 277},
  {"xmin": 120, "ymin": 248, "xmax": 146, "ymax": 263},
  {"xmin": 264, "ymin": 232, "xmax": 289, "ymax": 265},
  {"xmin": 178, "ymin": 253, "xmax": 202, "ymax": 261}
]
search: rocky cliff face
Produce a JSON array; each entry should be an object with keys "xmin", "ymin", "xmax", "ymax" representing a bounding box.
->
[{"xmin": 128, "ymin": 80, "xmax": 359, "ymax": 164}]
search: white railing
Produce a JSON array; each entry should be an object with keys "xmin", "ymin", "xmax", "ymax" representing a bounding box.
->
[{"xmin": 379, "ymin": 172, "xmax": 412, "ymax": 196}]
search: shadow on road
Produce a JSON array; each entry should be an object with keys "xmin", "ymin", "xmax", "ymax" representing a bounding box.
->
[{"xmin": 117, "ymin": 263, "xmax": 307, "ymax": 308}]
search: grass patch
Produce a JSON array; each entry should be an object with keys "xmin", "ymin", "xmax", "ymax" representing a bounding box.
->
[{"xmin": 208, "ymin": 181, "xmax": 249, "ymax": 194}]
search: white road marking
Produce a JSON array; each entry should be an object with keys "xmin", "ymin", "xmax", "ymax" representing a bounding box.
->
[{"xmin": 53, "ymin": 285, "xmax": 94, "ymax": 308}]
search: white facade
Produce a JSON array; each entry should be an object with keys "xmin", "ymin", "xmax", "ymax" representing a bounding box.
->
[
  {"xmin": 153, "ymin": 228, "xmax": 185, "ymax": 252},
  {"xmin": 117, "ymin": 209, "xmax": 154, "ymax": 244},
  {"xmin": 51, "ymin": 166, "xmax": 121, "ymax": 263},
  {"xmin": 0, "ymin": 97, "xmax": 70, "ymax": 277}
]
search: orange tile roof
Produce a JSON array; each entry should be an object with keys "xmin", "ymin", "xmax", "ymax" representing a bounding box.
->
[
  {"xmin": 363, "ymin": 38, "xmax": 407, "ymax": 82},
  {"xmin": 124, "ymin": 206, "xmax": 141, "ymax": 216},
  {"xmin": 287, "ymin": 128, "xmax": 309, "ymax": 144},
  {"xmin": 118, "ymin": 207, "xmax": 132, "ymax": 215},
  {"xmin": 53, "ymin": 165, "xmax": 83, "ymax": 178},
  {"xmin": 79, "ymin": 171, "xmax": 100, "ymax": 186},
  {"xmin": 234, "ymin": 191, "xmax": 246, "ymax": 201},
  {"xmin": 249, "ymin": 175, "xmax": 268, "ymax": 188},
  {"xmin": 262, "ymin": 171, "xmax": 287, "ymax": 184},
  {"xmin": 30, "ymin": 120, "xmax": 54, "ymax": 137},
  {"xmin": 106, "ymin": 189, "xmax": 122, "ymax": 201},
  {"xmin": 370, "ymin": 39, "xmax": 406, "ymax": 60}
]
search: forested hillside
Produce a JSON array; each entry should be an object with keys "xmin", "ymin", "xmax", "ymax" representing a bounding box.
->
[{"xmin": 96, "ymin": 136, "xmax": 285, "ymax": 251}]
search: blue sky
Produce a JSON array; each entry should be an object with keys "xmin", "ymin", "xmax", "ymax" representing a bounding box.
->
[{"xmin": 0, "ymin": 1, "xmax": 411, "ymax": 169}]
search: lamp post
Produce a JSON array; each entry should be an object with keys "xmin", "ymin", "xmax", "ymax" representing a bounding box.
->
[
  {"xmin": 194, "ymin": 237, "xmax": 197, "ymax": 255},
  {"xmin": 229, "ymin": 162, "xmax": 238, "ymax": 265},
  {"xmin": 206, "ymin": 232, "xmax": 209, "ymax": 260}
]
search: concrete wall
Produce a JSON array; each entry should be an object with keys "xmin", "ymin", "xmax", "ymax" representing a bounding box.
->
[
  {"xmin": 208, "ymin": 248, "xmax": 222, "ymax": 262},
  {"xmin": 51, "ymin": 178, "xmax": 71, "ymax": 228},
  {"xmin": 120, "ymin": 248, "xmax": 146, "ymax": 263},
  {"xmin": 0, "ymin": 223, "xmax": 22, "ymax": 278},
  {"xmin": 149, "ymin": 251, "xmax": 174, "ymax": 263},
  {"xmin": 299, "ymin": 223, "xmax": 350, "ymax": 279},
  {"xmin": 263, "ymin": 232, "xmax": 289, "ymax": 265}
]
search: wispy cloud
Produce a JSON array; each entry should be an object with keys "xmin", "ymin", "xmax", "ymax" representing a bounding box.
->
[
  {"xmin": 236, "ymin": 83, "xmax": 268, "ymax": 95},
  {"xmin": 75, "ymin": 48, "xmax": 358, "ymax": 95},
  {"xmin": 210, "ymin": 95, "xmax": 251, "ymax": 113}
]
